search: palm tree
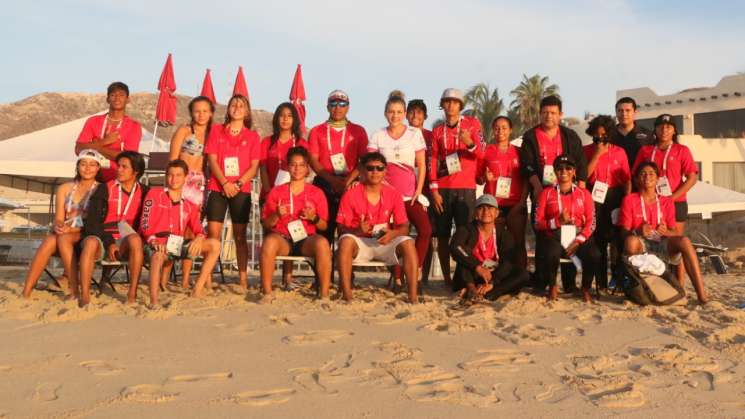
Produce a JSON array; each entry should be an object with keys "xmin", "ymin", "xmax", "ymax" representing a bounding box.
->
[
  {"xmin": 510, "ymin": 74, "xmax": 560, "ymax": 132},
  {"xmin": 463, "ymin": 83, "xmax": 504, "ymax": 144}
]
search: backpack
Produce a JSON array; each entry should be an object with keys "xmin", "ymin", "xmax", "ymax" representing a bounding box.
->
[{"xmin": 620, "ymin": 256, "xmax": 687, "ymax": 306}]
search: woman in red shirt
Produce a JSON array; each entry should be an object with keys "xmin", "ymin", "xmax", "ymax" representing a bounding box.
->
[
  {"xmin": 259, "ymin": 103, "xmax": 308, "ymax": 195},
  {"xmin": 534, "ymin": 155, "xmax": 600, "ymax": 302},
  {"xmin": 583, "ymin": 115, "xmax": 630, "ymax": 293},
  {"xmin": 477, "ymin": 116, "xmax": 528, "ymax": 268},
  {"xmin": 204, "ymin": 94, "xmax": 261, "ymax": 290},
  {"xmin": 632, "ymin": 114, "xmax": 698, "ymax": 286},
  {"xmin": 618, "ymin": 161, "xmax": 708, "ymax": 304}
]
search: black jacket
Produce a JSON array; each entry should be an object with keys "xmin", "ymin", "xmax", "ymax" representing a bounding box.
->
[
  {"xmin": 520, "ymin": 125, "xmax": 588, "ymax": 183},
  {"xmin": 611, "ymin": 124, "xmax": 653, "ymax": 168},
  {"xmin": 450, "ymin": 221, "xmax": 516, "ymax": 272}
]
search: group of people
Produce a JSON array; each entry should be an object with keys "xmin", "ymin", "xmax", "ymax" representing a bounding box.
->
[{"xmin": 21, "ymin": 80, "xmax": 710, "ymax": 308}]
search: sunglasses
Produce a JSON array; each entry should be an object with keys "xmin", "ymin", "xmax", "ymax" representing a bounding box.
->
[
  {"xmin": 365, "ymin": 165, "xmax": 386, "ymax": 172},
  {"xmin": 328, "ymin": 100, "xmax": 349, "ymax": 108},
  {"xmin": 555, "ymin": 165, "xmax": 575, "ymax": 171}
]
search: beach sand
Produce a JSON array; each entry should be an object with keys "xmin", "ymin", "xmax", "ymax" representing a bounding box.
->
[{"xmin": 2, "ymin": 266, "xmax": 745, "ymax": 418}]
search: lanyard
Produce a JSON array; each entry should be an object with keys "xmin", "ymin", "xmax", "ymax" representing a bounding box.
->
[
  {"xmin": 101, "ymin": 114, "xmax": 124, "ymax": 151},
  {"xmin": 539, "ymin": 130, "xmax": 561, "ymax": 165},
  {"xmin": 640, "ymin": 194, "xmax": 662, "ymax": 225},
  {"xmin": 66, "ymin": 181, "xmax": 97, "ymax": 214},
  {"xmin": 556, "ymin": 184, "xmax": 576, "ymax": 221},
  {"xmin": 364, "ymin": 190, "xmax": 385, "ymax": 223},
  {"xmin": 276, "ymin": 137, "xmax": 297, "ymax": 164},
  {"xmin": 651, "ymin": 145, "xmax": 672, "ymax": 174},
  {"xmin": 478, "ymin": 227, "xmax": 498, "ymax": 258},
  {"xmin": 599, "ymin": 144, "xmax": 612, "ymax": 183},
  {"xmin": 116, "ymin": 182, "xmax": 137, "ymax": 221},
  {"xmin": 165, "ymin": 190, "xmax": 184, "ymax": 233},
  {"xmin": 327, "ymin": 124, "xmax": 347, "ymax": 153},
  {"xmin": 288, "ymin": 185, "xmax": 307, "ymax": 215},
  {"xmin": 493, "ymin": 145, "xmax": 512, "ymax": 178},
  {"xmin": 443, "ymin": 117, "xmax": 462, "ymax": 152}
]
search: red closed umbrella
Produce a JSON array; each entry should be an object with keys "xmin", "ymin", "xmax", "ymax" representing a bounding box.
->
[
  {"xmin": 289, "ymin": 64, "xmax": 307, "ymax": 135},
  {"xmin": 151, "ymin": 53, "xmax": 177, "ymax": 153},
  {"xmin": 200, "ymin": 69, "xmax": 217, "ymax": 104},
  {"xmin": 232, "ymin": 66, "xmax": 250, "ymax": 101}
]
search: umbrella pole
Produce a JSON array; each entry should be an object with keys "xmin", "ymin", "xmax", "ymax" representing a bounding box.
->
[{"xmin": 150, "ymin": 121, "xmax": 159, "ymax": 155}]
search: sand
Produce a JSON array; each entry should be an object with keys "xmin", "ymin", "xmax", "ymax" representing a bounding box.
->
[{"xmin": 2, "ymin": 266, "xmax": 745, "ymax": 418}]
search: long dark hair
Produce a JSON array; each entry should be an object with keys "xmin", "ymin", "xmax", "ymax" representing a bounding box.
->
[
  {"xmin": 188, "ymin": 95, "xmax": 215, "ymax": 139},
  {"xmin": 73, "ymin": 159, "xmax": 103, "ymax": 182},
  {"xmin": 224, "ymin": 94, "xmax": 252, "ymax": 129},
  {"xmin": 654, "ymin": 123, "xmax": 679, "ymax": 144},
  {"xmin": 271, "ymin": 102, "xmax": 302, "ymax": 145}
]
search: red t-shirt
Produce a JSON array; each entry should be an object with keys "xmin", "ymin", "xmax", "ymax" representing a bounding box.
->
[
  {"xmin": 100, "ymin": 180, "xmax": 145, "ymax": 241},
  {"xmin": 583, "ymin": 143, "xmax": 631, "ymax": 188},
  {"xmin": 478, "ymin": 143, "xmax": 524, "ymax": 207},
  {"xmin": 535, "ymin": 127, "xmax": 563, "ymax": 169},
  {"xmin": 429, "ymin": 116, "xmax": 483, "ymax": 190},
  {"xmin": 139, "ymin": 187, "xmax": 204, "ymax": 245},
  {"xmin": 472, "ymin": 229, "xmax": 498, "ymax": 263},
  {"xmin": 308, "ymin": 121, "xmax": 368, "ymax": 175},
  {"xmin": 76, "ymin": 114, "xmax": 142, "ymax": 182},
  {"xmin": 204, "ymin": 123, "xmax": 261, "ymax": 193},
  {"xmin": 260, "ymin": 136, "xmax": 309, "ymax": 191},
  {"xmin": 534, "ymin": 185, "xmax": 595, "ymax": 243},
  {"xmin": 336, "ymin": 183, "xmax": 408, "ymax": 237},
  {"xmin": 617, "ymin": 192, "xmax": 677, "ymax": 231},
  {"xmin": 262, "ymin": 183, "xmax": 328, "ymax": 239},
  {"xmin": 632, "ymin": 143, "xmax": 698, "ymax": 203}
]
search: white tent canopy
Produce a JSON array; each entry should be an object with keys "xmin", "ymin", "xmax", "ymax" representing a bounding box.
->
[
  {"xmin": 0, "ymin": 111, "xmax": 168, "ymax": 179},
  {"xmin": 687, "ymin": 181, "xmax": 745, "ymax": 217}
]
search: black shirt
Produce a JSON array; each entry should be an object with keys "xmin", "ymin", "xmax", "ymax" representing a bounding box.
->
[{"xmin": 611, "ymin": 124, "xmax": 653, "ymax": 168}]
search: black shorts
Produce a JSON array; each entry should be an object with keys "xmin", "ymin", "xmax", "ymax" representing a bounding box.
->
[
  {"xmin": 205, "ymin": 191, "xmax": 252, "ymax": 224},
  {"xmin": 498, "ymin": 205, "xmax": 527, "ymax": 219},
  {"xmin": 674, "ymin": 201, "xmax": 688, "ymax": 222},
  {"xmin": 432, "ymin": 188, "xmax": 476, "ymax": 238},
  {"xmin": 282, "ymin": 236, "xmax": 306, "ymax": 256}
]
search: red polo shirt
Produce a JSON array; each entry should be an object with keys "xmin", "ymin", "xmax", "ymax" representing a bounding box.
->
[
  {"xmin": 429, "ymin": 115, "xmax": 483, "ymax": 190},
  {"xmin": 632, "ymin": 143, "xmax": 698, "ymax": 203},
  {"xmin": 583, "ymin": 143, "xmax": 631, "ymax": 188},
  {"xmin": 618, "ymin": 192, "xmax": 677, "ymax": 231},
  {"xmin": 479, "ymin": 143, "xmax": 524, "ymax": 207},
  {"xmin": 204, "ymin": 123, "xmax": 261, "ymax": 193},
  {"xmin": 76, "ymin": 114, "xmax": 142, "ymax": 182},
  {"xmin": 308, "ymin": 121, "xmax": 368, "ymax": 175}
]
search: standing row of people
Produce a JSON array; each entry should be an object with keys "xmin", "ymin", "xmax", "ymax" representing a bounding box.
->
[{"xmin": 22, "ymin": 81, "xmax": 709, "ymax": 307}]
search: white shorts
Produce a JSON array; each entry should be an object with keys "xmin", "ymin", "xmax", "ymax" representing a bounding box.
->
[{"xmin": 339, "ymin": 234, "xmax": 412, "ymax": 266}]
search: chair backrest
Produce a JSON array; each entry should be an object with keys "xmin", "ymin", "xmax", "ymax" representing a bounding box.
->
[{"xmin": 147, "ymin": 152, "xmax": 170, "ymax": 171}]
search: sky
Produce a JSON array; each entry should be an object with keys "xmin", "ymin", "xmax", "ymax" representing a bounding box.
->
[{"xmin": 1, "ymin": 0, "xmax": 744, "ymax": 132}]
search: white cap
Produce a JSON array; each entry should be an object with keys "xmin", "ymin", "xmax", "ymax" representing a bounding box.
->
[
  {"xmin": 440, "ymin": 88, "xmax": 464, "ymax": 105},
  {"xmin": 327, "ymin": 89, "xmax": 349, "ymax": 102},
  {"xmin": 77, "ymin": 149, "xmax": 109, "ymax": 168}
]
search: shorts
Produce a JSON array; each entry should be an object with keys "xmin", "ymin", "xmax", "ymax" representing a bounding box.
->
[
  {"xmin": 281, "ymin": 236, "xmax": 306, "ymax": 257},
  {"xmin": 205, "ymin": 191, "xmax": 251, "ymax": 224},
  {"xmin": 674, "ymin": 201, "xmax": 688, "ymax": 222},
  {"xmin": 498, "ymin": 205, "xmax": 526, "ymax": 219},
  {"xmin": 182, "ymin": 171, "xmax": 206, "ymax": 209},
  {"xmin": 145, "ymin": 240, "xmax": 196, "ymax": 261},
  {"xmin": 432, "ymin": 188, "xmax": 476, "ymax": 238},
  {"xmin": 640, "ymin": 237, "xmax": 682, "ymax": 265},
  {"xmin": 86, "ymin": 235, "xmax": 125, "ymax": 263},
  {"xmin": 339, "ymin": 234, "xmax": 412, "ymax": 266}
]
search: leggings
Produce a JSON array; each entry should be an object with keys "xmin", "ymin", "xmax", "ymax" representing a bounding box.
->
[
  {"xmin": 535, "ymin": 232, "xmax": 600, "ymax": 290},
  {"xmin": 453, "ymin": 263, "xmax": 529, "ymax": 300},
  {"xmin": 405, "ymin": 200, "xmax": 432, "ymax": 267}
]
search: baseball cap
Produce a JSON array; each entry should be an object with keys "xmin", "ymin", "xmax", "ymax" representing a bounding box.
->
[
  {"xmin": 553, "ymin": 154, "xmax": 576, "ymax": 168},
  {"xmin": 440, "ymin": 88, "xmax": 464, "ymax": 105},
  {"xmin": 654, "ymin": 114, "xmax": 676, "ymax": 128},
  {"xmin": 327, "ymin": 89, "xmax": 349, "ymax": 103},
  {"xmin": 77, "ymin": 149, "xmax": 109, "ymax": 168},
  {"xmin": 475, "ymin": 194, "xmax": 499, "ymax": 209}
]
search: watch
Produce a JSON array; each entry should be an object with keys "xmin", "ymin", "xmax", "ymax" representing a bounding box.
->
[
  {"xmin": 311, "ymin": 214, "xmax": 320, "ymax": 224},
  {"xmin": 235, "ymin": 180, "xmax": 243, "ymax": 188}
]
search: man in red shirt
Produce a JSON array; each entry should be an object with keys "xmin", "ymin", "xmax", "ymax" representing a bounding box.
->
[
  {"xmin": 309, "ymin": 90, "xmax": 368, "ymax": 243},
  {"xmin": 336, "ymin": 152, "xmax": 419, "ymax": 303},
  {"xmin": 429, "ymin": 88, "xmax": 483, "ymax": 287},
  {"xmin": 139, "ymin": 160, "xmax": 221, "ymax": 307},
  {"xmin": 75, "ymin": 82, "xmax": 142, "ymax": 182}
]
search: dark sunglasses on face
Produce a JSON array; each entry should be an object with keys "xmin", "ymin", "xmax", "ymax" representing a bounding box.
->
[
  {"xmin": 555, "ymin": 165, "xmax": 574, "ymax": 172},
  {"xmin": 365, "ymin": 165, "xmax": 386, "ymax": 172},
  {"xmin": 328, "ymin": 100, "xmax": 349, "ymax": 108}
]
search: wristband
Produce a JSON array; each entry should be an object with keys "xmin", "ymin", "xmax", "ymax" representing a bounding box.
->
[
  {"xmin": 312, "ymin": 214, "xmax": 320, "ymax": 225},
  {"xmin": 235, "ymin": 180, "xmax": 243, "ymax": 188}
]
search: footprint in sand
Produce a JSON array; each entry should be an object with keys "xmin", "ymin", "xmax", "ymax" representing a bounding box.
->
[
  {"xmin": 225, "ymin": 389, "xmax": 296, "ymax": 406},
  {"xmin": 513, "ymin": 382, "xmax": 573, "ymax": 404},
  {"xmin": 458, "ymin": 349, "xmax": 535, "ymax": 374},
  {"xmin": 269, "ymin": 314, "xmax": 298, "ymax": 327},
  {"xmin": 494, "ymin": 323, "xmax": 567, "ymax": 346},
  {"xmin": 585, "ymin": 382, "xmax": 645, "ymax": 408},
  {"xmin": 120, "ymin": 384, "xmax": 179, "ymax": 403},
  {"xmin": 0, "ymin": 365, "xmax": 10, "ymax": 373},
  {"xmin": 282, "ymin": 330, "xmax": 353, "ymax": 345},
  {"xmin": 79, "ymin": 360, "xmax": 124, "ymax": 376},
  {"xmin": 289, "ymin": 353, "xmax": 355, "ymax": 394},
  {"xmin": 31, "ymin": 383, "xmax": 61, "ymax": 402},
  {"xmin": 166, "ymin": 372, "xmax": 233, "ymax": 383}
]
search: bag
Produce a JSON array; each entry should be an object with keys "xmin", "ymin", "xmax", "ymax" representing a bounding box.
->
[{"xmin": 620, "ymin": 257, "xmax": 686, "ymax": 306}]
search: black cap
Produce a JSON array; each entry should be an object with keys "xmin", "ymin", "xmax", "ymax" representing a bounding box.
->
[
  {"xmin": 654, "ymin": 114, "xmax": 676, "ymax": 128},
  {"xmin": 553, "ymin": 154, "xmax": 576, "ymax": 168}
]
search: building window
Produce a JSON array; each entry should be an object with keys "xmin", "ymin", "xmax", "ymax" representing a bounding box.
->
[
  {"xmin": 713, "ymin": 162, "xmax": 745, "ymax": 193},
  {"xmin": 694, "ymin": 108, "xmax": 745, "ymax": 138},
  {"xmin": 637, "ymin": 115, "xmax": 684, "ymax": 133}
]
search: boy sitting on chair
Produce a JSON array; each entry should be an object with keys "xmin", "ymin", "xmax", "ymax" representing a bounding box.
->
[
  {"xmin": 336, "ymin": 152, "xmax": 419, "ymax": 304},
  {"xmin": 259, "ymin": 147, "xmax": 332, "ymax": 303},
  {"xmin": 140, "ymin": 160, "xmax": 220, "ymax": 307}
]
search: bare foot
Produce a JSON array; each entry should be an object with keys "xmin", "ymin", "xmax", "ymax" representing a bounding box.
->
[
  {"xmin": 581, "ymin": 288, "xmax": 593, "ymax": 303},
  {"xmin": 191, "ymin": 288, "xmax": 206, "ymax": 299},
  {"xmin": 259, "ymin": 293, "xmax": 275, "ymax": 305},
  {"xmin": 698, "ymin": 293, "xmax": 709, "ymax": 305},
  {"xmin": 78, "ymin": 296, "xmax": 90, "ymax": 308}
]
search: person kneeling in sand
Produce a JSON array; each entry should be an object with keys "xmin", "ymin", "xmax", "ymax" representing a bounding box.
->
[
  {"xmin": 450, "ymin": 194, "xmax": 529, "ymax": 304},
  {"xmin": 259, "ymin": 147, "xmax": 332, "ymax": 303},
  {"xmin": 140, "ymin": 160, "xmax": 220, "ymax": 307},
  {"xmin": 336, "ymin": 152, "xmax": 419, "ymax": 304},
  {"xmin": 617, "ymin": 161, "xmax": 708, "ymax": 304},
  {"xmin": 78, "ymin": 151, "xmax": 148, "ymax": 307}
]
